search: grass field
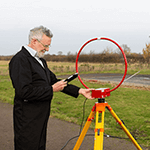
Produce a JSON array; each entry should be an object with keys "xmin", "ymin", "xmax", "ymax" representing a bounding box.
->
[
  {"xmin": 0, "ymin": 60, "xmax": 150, "ymax": 148},
  {"xmin": 46, "ymin": 61, "xmax": 150, "ymax": 75}
]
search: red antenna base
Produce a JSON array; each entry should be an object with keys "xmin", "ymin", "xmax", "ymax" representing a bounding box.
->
[{"xmin": 91, "ymin": 88, "xmax": 110, "ymax": 98}]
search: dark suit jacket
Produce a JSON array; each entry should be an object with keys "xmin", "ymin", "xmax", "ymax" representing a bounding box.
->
[{"xmin": 9, "ymin": 46, "xmax": 80, "ymax": 149}]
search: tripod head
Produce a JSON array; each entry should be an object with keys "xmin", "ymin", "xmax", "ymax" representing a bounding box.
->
[{"xmin": 98, "ymin": 98, "xmax": 105, "ymax": 103}]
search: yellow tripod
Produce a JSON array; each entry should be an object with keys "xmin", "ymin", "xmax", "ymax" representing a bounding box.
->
[{"xmin": 73, "ymin": 98, "xmax": 142, "ymax": 150}]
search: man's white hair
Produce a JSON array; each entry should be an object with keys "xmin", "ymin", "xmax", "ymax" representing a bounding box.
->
[{"xmin": 29, "ymin": 25, "xmax": 53, "ymax": 44}]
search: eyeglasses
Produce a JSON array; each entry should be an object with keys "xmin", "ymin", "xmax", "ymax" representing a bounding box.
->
[{"xmin": 36, "ymin": 39, "xmax": 51, "ymax": 48}]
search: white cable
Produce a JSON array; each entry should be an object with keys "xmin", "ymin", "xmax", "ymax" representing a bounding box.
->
[{"xmin": 123, "ymin": 70, "xmax": 140, "ymax": 83}]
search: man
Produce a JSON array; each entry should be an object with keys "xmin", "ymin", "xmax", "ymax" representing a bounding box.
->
[{"xmin": 9, "ymin": 26, "xmax": 93, "ymax": 150}]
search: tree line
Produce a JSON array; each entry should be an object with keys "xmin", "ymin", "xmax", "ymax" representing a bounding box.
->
[
  {"xmin": 0, "ymin": 43, "xmax": 150, "ymax": 63},
  {"xmin": 43, "ymin": 53, "xmax": 145, "ymax": 63}
]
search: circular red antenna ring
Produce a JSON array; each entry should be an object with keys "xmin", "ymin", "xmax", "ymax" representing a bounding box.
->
[{"xmin": 75, "ymin": 37, "xmax": 128, "ymax": 93}]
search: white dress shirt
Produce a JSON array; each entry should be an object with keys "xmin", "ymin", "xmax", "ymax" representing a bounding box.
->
[{"xmin": 24, "ymin": 45, "xmax": 44, "ymax": 68}]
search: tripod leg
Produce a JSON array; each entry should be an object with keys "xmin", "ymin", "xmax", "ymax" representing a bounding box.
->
[
  {"xmin": 94, "ymin": 103, "xmax": 106, "ymax": 150},
  {"xmin": 94, "ymin": 110, "xmax": 105, "ymax": 150},
  {"xmin": 107, "ymin": 105, "xmax": 142, "ymax": 150},
  {"xmin": 73, "ymin": 105, "xmax": 96, "ymax": 150}
]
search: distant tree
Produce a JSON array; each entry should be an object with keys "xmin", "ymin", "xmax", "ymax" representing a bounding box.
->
[
  {"xmin": 66, "ymin": 51, "xmax": 76, "ymax": 62},
  {"xmin": 142, "ymin": 43, "xmax": 150, "ymax": 62},
  {"xmin": 102, "ymin": 47, "xmax": 113, "ymax": 54},
  {"xmin": 67, "ymin": 51, "xmax": 71, "ymax": 56},
  {"xmin": 121, "ymin": 44, "xmax": 131, "ymax": 55},
  {"xmin": 58, "ymin": 51, "xmax": 63, "ymax": 55},
  {"xmin": 116, "ymin": 44, "xmax": 131, "ymax": 55},
  {"xmin": 89, "ymin": 50, "xmax": 95, "ymax": 55}
]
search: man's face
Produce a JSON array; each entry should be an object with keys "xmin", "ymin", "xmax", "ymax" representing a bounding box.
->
[{"xmin": 35, "ymin": 34, "xmax": 51, "ymax": 58}]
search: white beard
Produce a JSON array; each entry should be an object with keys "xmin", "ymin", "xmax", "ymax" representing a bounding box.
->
[{"xmin": 36, "ymin": 51, "xmax": 45, "ymax": 58}]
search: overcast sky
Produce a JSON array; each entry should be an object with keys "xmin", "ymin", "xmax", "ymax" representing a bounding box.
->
[{"xmin": 0, "ymin": 0, "xmax": 150, "ymax": 55}]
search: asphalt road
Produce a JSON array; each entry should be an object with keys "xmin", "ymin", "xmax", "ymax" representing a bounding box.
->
[{"xmin": 58, "ymin": 73, "xmax": 150, "ymax": 87}]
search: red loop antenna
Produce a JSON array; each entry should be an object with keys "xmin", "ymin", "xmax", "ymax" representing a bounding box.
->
[{"xmin": 75, "ymin": 37, "xmax": 127, "ymax": 93}]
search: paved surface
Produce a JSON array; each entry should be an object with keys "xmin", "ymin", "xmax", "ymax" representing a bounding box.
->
[
  {"xmin": 58, "ymin": 73, "xmax": 150, "ymax": 87},
  {"xmin": 81, "ymin": 73, "xmax": 150, "ymax": 86},
  {"xmin": 0, "ymin": 101, "xmax": 147, "ymax": 150}
]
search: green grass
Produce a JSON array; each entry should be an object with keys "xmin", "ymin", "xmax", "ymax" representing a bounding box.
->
[
  {"xmin": 50, "ymin": 79, "xmax": 150, "ymax": 148},
  {"xmin": 0, "ymin": 61, "xmax": 150, "ymax": 148},
  {"xmin": 0, "ymin": 75, "xmax": 14, "ymax": 104},
  {"xmin": 0, "ymin": 76, "xmax": 150, "ymax": 148}
]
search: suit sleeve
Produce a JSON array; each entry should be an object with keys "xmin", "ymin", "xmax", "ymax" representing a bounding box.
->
[
  {"xmin": 9, "ymin": 57, "xmax": 53, "ymax": 101},
  {"xmin": 41, "ymin": 59, "xmax": 80, "ymax": 98},
  {"xmin": 62, "ymin": 84, "xmax": 80, "ymax": 98},
  {"xmin": 49, "ymin": 70, "xmax": 80, "ymax": 98}
]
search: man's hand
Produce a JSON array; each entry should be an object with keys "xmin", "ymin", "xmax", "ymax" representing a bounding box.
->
[
  {"xmin": 52, "ymin": 80, "xmax": 67, "ymax": 92},
  {"xmin": 79, "ymin": 88, "xmax": 94, "ymax": 100}
]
